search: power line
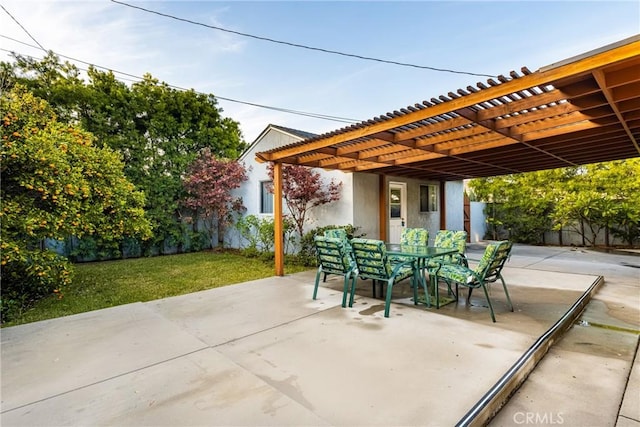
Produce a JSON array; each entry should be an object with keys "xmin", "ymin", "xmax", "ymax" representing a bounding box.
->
[
  {"xmin": 0, "ymin": 38, "xmax": 361, "ymax": 124},
  {"xmin": 110, "ymin": 0, "xmax": 498, "ymax": 79},
  {"xmin": 0, "ymin": 4, "xmax": 46, "ymax": 51}
]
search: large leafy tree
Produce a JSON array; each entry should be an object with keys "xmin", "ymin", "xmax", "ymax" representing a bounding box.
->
[
  {"xmin": 183, "ymin": 149, "xmax": 248, "ymax": 246},
  {"xmin": 552, "ymin": 160, "xmax": 640, "ymax": 246},
  {"xmin": 268, "ymin": 163, "xmax": 342, "ymax": 239},
  {"xmin": 2, "ymin": 53, "xmax": 246, "ymax": 254},
  {"xmin": 468, "ymin": 169, "xmax": 567, "ymax": 243},
  {"xmin": 1, "ymin": 85, "xmax": 152, "ymax": 321},
  {"xmin": 469, "ymin": 159, "xmax": 640, "ymax": 247}
]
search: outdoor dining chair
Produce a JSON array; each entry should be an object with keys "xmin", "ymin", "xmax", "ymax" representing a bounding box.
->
[
  {"xmin": 390, "ymin": 228, "xmax": 429, "ymax": 264},
  {"xmin": 426, "ymin": 230, "xmax": 468, "ymax": 307},
  {"xmin": 322, "ymin": 228, "xmax": 353, "ymax": 282},
  {"xmin": 313, "ymin": 236, "xmax": 358, "ymax": 308},
  {"xmin": 432, "ymin": 230, "xmax": 468, "ymax": 267},
  {"xmin": 350, "ymin": 238, "xmax": 422, "ymax": 318},
  {"xmin": 433, "ymin": 240, "xmax": 514, "ymax": 322}
]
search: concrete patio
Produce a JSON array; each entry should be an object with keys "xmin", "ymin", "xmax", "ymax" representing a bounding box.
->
[{"xmin": 1, "ymin": 244, "xmax": 638, "ymax": 426}]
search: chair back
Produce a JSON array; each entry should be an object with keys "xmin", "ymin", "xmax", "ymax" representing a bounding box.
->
[
  {"xmin": 350, "ymin": 238, "xmax": 392, "ymax": 281},
  {"xmin": 475, "ymin": 241, "xmax": 512, "ymax": 282},
  {"xmin": 324, "ymin": 228, "xmax": 348, "ymax": 240},
  {"xmin": 314, "ymin": 236, "xmax": 353, "ymax": 275},
  {"xmin": 434, "ymin": 230, "xmax": 467, "ymax": 264},
  {"xmin": 399, "ymin": 228, "xmax": 428, "ymax": 246},
  {"xmin": 324, "ymin": 228, "xmax": 353, "ymax": 260},
  {"xmin": 434, "ymin": 230, "xmax": 466, "ymax": 253}
]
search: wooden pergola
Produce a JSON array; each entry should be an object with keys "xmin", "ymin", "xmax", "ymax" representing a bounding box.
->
[{"xmin": 256, "ymin": 36, "xmax": 640, "ymax": 275}]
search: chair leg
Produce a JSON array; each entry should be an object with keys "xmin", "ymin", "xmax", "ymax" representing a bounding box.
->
[
  {"xmin": 372, "ymin": 280, "xmax": 377, "ymax": 298},
  {"xmin": 446, "ymin": 278, "xmax": 457, "ymax": 298},
  {"xmin": 341, "ymin": 275, "xmax": 350, "ymax": 308},
  {"xmin": 349, "ymin": 274, "xmax": 357, "ymax": 307},
  {"xmin": 384, "ymin": 279, "xmax": 394, "ymax": 318},
  {"xmin": 323, "ymin": 272, "xmax": 328, "ymax": 282},
  {"xmin": 500, "ymin": 275, "xmax": 514, "ymax": 312},
  {"xmin": 415, "ymin": 269, "xmax": 430, "ymax": 307},
  {"xmin": 480, "ymin": 284, "xmax": 497, "ymax": 322},
  {"xmin": 313, "ymin": 267, "xmax": 322, "ymax": 300}
]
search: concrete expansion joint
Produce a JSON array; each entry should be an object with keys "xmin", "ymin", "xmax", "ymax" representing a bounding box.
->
[
  {"xmin": 0, "ymin": 346, "xmax": 210, "ymax": 415},
  {"xmin": 210, "ymin": 306, "xmax": 334, "ymax": 349}
]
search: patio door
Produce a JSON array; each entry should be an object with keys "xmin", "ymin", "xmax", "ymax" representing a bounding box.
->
[{"xmin": 388, "ymin": 182, "xmax": 406, "ymax": 243}]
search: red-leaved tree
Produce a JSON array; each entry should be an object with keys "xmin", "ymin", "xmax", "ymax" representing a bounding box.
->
[
  {"xmin": 183, "ymin": 149, "xmax": 248, "ymax": 246},
  {"xmin": 268, "ymin": 163, "xmax": 342, "ymax": 239}
]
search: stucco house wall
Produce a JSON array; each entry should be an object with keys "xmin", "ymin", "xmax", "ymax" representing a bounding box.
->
[
  {"xmin": 445, "ymin": 181, "xmax": 465, "ymax": 232},
  {"xmin": 227, "ymin": 125, "xmax": 355, "ymax": 249},
  {"xmin": 352, "ymin": 173, "xmax": 380, "ymax": 239},
  {"xmin": 400, "ymin": 176, "xmax": 441, "ymax": 243}
]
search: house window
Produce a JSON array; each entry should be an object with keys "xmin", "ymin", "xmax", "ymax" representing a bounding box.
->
[
  {"xmin": 420, "ymin": 185, "xmax": 438, "ymax": 212},
  {"xmin": 260, "ymin": 181, "xmax": 273, "ymax": 214},
  {"xmin": 389, "ymin": 187, "xmax": 402, "ymax": 218}
]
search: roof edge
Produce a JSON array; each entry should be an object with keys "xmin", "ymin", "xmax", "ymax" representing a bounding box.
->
[{"xmin": 540, "ymin": 33, "xmax": 640, "ymax": 72}]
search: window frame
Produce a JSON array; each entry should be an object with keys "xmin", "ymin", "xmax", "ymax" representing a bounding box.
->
[
  {"xmin": 419, "ymin": 184, "xmax": 438, "ymax": 212},
  {"xmin": 259, "ymin": 180, "xmax": 274, "ymax": 214}
]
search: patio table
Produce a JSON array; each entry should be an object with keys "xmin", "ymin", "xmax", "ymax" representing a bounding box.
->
[{"xmin": 385, "ymin": 244, "xmax": 458, "ymax": 308}]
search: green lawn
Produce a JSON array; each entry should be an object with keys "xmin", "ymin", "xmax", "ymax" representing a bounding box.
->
[{"xmin": 4, "ymin": 251, "xmax": 312, "ymax": 327}]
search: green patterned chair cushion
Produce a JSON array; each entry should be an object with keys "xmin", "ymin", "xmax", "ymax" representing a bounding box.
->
[
  {"xmin": 314, "ymin": 236, "xmax": 354, "ymax": 274},
  {"xmin": 476, "ymin": 242, "xmax": 499, "ymax": 272},
  {"xmin": 351, "ymin": 238, "xmax": 421, "ymax": 318},
  {"xmin": 313, "ymin": 235, "xmax": 358, "ymax": 309},
  {"xmin": 436, "ymin": 241, "xmax": 509, "ymax": 286},
  {"xmin": 433, "ymin": 240, "xmax": 513, "ymax": 322},
  {"xmin": 351, "ymin": 238, "xmax": 391, "ymax": 278},
  {"xmin": 434, "ymin": 230, "xmax": 467, "ymax": 254},
  {"xmin": 391, "ymin": 228, "xmax": 428, "ymax": 264},
  {"xmin": 350, "ymin": 238, "xmax": 415, "ymax": 282},
  {"xmin": 324, "ymin": 228, "xmax": 348, "ymax": 241},
  {"xmin": 426, "ymin": 230, "xmax": 468, "ymax": 269},
  {"xmin": 400, "ymin": 228, "xmax": 429, "ymax": 246},
  {"xmin": 324, "ymin": 228, "xmax": 352, "ymax": 254}
]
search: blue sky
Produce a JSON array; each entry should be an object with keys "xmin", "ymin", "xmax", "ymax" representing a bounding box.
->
[{"xmin": 1, "ymin": 1, "xmax": 639, "ymax": 143}]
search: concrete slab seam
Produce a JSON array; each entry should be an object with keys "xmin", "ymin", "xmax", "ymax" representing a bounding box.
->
[
  {"xmin": 206, "ymin": 304, "xmax": 345, "ymax": 349},
  {"xmin": 0, "ymin": 345, "xmax": 210, "ymax": 415}
]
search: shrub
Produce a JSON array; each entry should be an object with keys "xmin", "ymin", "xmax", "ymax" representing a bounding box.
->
[
  {"xmin": 1, "ymin": 239, "xmax": 73, "ymax": 323},
  {"xmin": 236, "ymin": 214, "xmax": 296, "ymax": 253}
]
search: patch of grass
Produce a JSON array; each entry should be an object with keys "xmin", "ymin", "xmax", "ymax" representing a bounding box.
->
[{"xmin": 4, "ymin": 250, "xmax": 312, "ymax": 327}]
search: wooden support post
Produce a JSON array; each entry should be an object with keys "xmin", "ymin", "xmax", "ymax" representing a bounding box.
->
[
  {"xmin": 439, "ymin": 181, "xmax": 447, "ymax": 230},
  {"xmin": 273, "ymin": 162, "xmax": 284, "ymax": 276},
  {"xmin": 379, "ymin": 175, "xmax": 387, "ymax": 241}
]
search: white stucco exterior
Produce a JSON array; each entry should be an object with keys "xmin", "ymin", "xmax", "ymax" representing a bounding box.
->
[
  {"xmin": 445, "ymin": 181, "xmax": 465, "ymax": 232},
  {"xmin": 227, "ymin": 125, "xmax": 357, "ymax": 248},
  {"xmin": 226, "ymin": 124, "xmax": 470, "ymax": 248}
]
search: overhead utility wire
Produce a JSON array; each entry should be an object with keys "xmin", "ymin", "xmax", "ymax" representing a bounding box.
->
[
  {"xmin": 110, "ymin": 0, "xmax": 497, "ymax": 79},
  {"xmin": 0, "ymin": 38, "xmax": 361, "ymax": 124},
  {"xmin": 0, "ymin": 4, "xmax": 47, "ymax": 51}
]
